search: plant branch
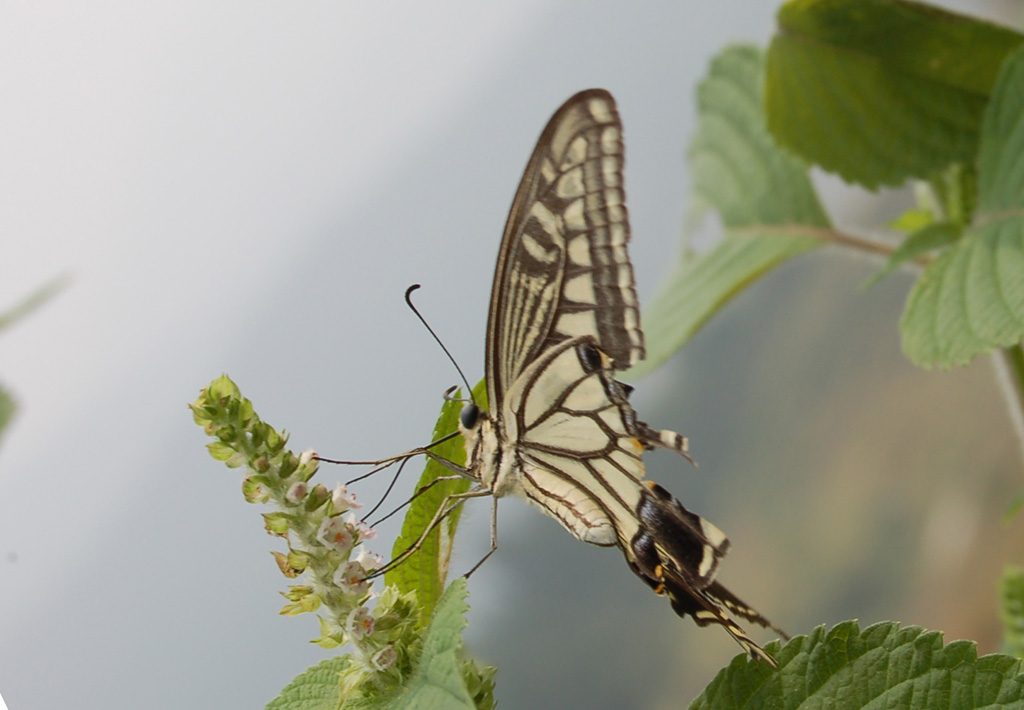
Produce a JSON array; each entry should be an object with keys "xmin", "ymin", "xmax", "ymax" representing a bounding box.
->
[{"xmin": 733, "ymin": 224, "xmax": 926, "ymax": 262}]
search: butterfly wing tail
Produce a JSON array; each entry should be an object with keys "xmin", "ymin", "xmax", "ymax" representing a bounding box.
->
[
  {"xmin": 664, "ymin": 576, "xmax": 781, "ymax": 668},
  {"xmin": 633, "ymin": 421, "xmax": 694, "ymax": 465},
  {"xmin": 703, "ymin": 580, "xmax": 789, "ymax": 639}
]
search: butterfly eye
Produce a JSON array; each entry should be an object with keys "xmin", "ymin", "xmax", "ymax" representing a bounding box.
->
[{"xmin": 460, "ymin": 402, "xmax": 479, "ymax": 430}]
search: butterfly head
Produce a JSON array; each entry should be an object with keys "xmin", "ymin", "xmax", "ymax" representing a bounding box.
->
[{"xmin": 459, "ymin": 399, "xmax": 510, "ymax": 491}]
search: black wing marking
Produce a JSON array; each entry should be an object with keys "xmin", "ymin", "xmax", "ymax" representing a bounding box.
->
[{"xmin": 627, "ymin": 478, "xmax": 787, "ymax": 666}]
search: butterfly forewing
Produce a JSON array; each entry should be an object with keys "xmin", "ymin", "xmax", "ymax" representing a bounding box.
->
[{"xmin": 486, "ymin": 89, "xmax": 644, "ymax": 411}]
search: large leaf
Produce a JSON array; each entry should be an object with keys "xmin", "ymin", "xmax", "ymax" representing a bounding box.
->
[
  {"xmin": 632, "ymin": 45, "xmax": 825, "ymax": 377},
  {"xmin": 901, "ymin": 45, "xmax": 1024, "ymax": 368},
  {"xmin": 1003, "ymin": 566, "xmax": 1024, "ymax": 660},
  {"xmin": 693, "ymin": 620, "xmax": 1024, "ymax": 710},
  {"xmin": 765, "ymin": 0, "xmax": 1023, "ymax": 188},
  {"xmin": 387, "ymin": 579, "xmax": 482, "ymax": 710},
  {"xmin": 266, "ymin": 656, "xmax": 353, "ymax": 710},
  {"xmin": 388, "ymin": 381, "xmax": 487, "ymax": 623}
]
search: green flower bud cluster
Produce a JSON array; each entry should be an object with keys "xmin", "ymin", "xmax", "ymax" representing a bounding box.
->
[{"xmin": 191, "ymin": 375, "xmax": 422, "ymax": 692}]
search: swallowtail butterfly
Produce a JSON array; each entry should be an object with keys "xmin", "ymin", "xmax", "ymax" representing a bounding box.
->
[{"xmin": 404, "ymin": 89, "xmax": 784, "ymax": 665}]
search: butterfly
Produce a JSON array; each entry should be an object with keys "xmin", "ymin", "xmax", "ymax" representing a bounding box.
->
[{"xmin": 382, "ymin": 89, "xmax": 785, "ymax": 666}]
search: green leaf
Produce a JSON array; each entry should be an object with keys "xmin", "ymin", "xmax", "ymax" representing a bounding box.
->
[
  {"xmin": 766, "ymin": 0, "xmax": 1024, "ymax": 188},
  {"xmin": 631, "ymin": 45, "xmax": 825, "ymax": 377},
  {"xmin": 1003, "ymin": 566, "xmax": 1024, "ymax": 660},
  {"xmin": 384, "ymin": 579, "xmax": 481, "ymax": 710},
  {"xmin": 266, "ymin": 656, "xmax": 352, "ymax": 710},
  {"xmin": 692, "ymin": 620, "xmax": 1024, "ymax": 710},
  {"xmin": 0, "ymin": 274, "xmax": 69, "ymax": 333},
  {"xmin": 0, "ymin": 383, "xmax": 14, "ymax": 448},
  {"xmin": 388, "ymin": 381, "xmax": 487, "ymax": 624},
  {"xmin": 634, "ymin": 234, "xmax": 819, "ymax": 378},
  {"xmin": 900, "ymin": 220, "xmax": 1024, "ymax": 366},
  {"xmin": 0, "ymin": 276, "xmax": 68, "ymax": 448},
  {"xmin": 901, "ymin": 46, "xmax": 1024, "ymax": 368},
  {"xmin": 978, "ymin": 48, "xmax": 1024, "ymax": 215},
  {"xmin": 863, "ymin": 221, "xmax": 962, "ymax": 288}
]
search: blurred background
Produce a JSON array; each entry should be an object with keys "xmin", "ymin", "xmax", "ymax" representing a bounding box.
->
[{"xmin": 1, "ymin": 2, "xmax": 1022, "ymax": 708}]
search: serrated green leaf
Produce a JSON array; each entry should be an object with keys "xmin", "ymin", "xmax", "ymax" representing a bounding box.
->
[
  {"xmin": 901, "ymin": 219, "xmax": 1024, "ymax": 367},
  {"xmin": 766, "ymin": 0, "xmax": 1023, "ymax": 188},
  {"xmin": 692, "ymin": 620, "xmax": 1024, "ymax": 710},
  {"xmin": 863, "ymin": 222, "xmax": 962, "ymax": 288},
  {"xmin": 388, "ymin": 381, "xmax": 487, "ymax": 624},
  {"xmin": 383, "ymin": 579, "xmax": 478, "ymax": 710},
  {"xmin": 634, "ymin": 233, "xmax": 820, "ymax": 378},
  {"xmin": 266, "ymin": 656, "xmax": 352, "ymax": 710},
  {"xmin": 691, "ymin": 46, "xmax": 829, "ymax": 230},
  {"xmin": 632, "ymin": 45, "xmax": 825, "ymax": 377},
  {"xmin": 1003, "ymin": 566, "xmax": 1024, "ymax": 660},
  {"xmin": 901, "ymin": 46, "xmax": 1024, "ymax": 368}
]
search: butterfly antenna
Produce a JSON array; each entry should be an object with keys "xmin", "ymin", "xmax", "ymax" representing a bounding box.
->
[{"xmin": 404, "ymin": 284, "xmax": 476, "ymax": 405}]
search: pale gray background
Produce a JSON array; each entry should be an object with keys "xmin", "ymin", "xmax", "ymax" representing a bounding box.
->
[{"xmin": 1, "ymin": 2, "xmax": 1020, "ymax": 709}]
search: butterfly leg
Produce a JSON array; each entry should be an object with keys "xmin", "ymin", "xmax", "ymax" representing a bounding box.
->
[
  {"xmin": 366, "ymin": 486, "xmax": 493, "ymax": 580},
  {"xmin": 463, "ymin": 495, "xmax": 499, "ymax": 579},
  {"xmin": 366, "ymin": 474, "xmax": 473, "ymax": 527}
]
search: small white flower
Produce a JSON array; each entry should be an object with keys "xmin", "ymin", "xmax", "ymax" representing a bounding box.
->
[
  {"xmin": 354, "ymin": 547, "xmax": 384, "ymax": 574},
  {"xmin": 345, "ymin": 513, "xmax": 376, "ymax": 542},
  {"xmin": 332, "ymin": 483, "xmax": 362, "ymax": 513},
  {"xmin": 346, "ymin": 607, "xmax": 375, "ymax": 641},
  {"xmin": 317, "ymin": 517, "xmax": 354, "ymax": 554},
  {"xmin": 285, "ymin": 481, "xmax": 308, "ymax": 504},
  {"xmin": 297, "ymin": 449, "xmax": 320, "ymax": 478},
  {"xmin": 334, "ymin": 561, "xmax": 371, "ymax": 596},
  {"xmin": 370, "ymin": 645, "xmax": 397, "ymax": 671}
]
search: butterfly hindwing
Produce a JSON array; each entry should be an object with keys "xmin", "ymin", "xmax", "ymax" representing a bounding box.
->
[{"xmin": 500, "ymin": 336, "xmax": 728, "ymax": 582}]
